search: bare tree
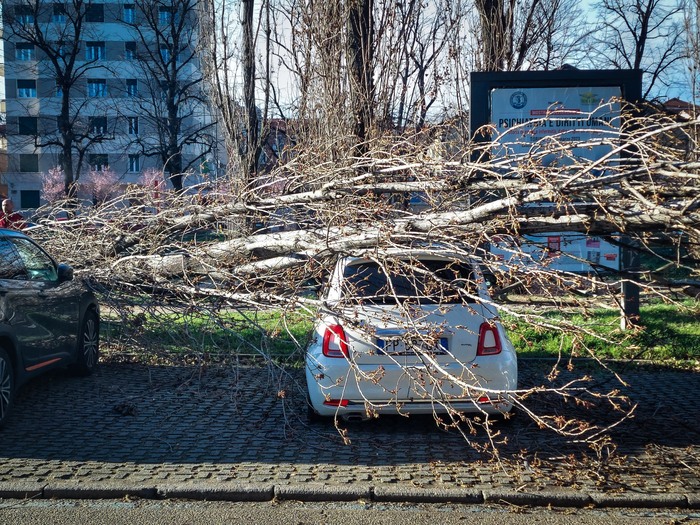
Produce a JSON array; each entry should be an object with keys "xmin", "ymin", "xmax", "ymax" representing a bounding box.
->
[
  {"xmin": 684, "ymin": 0, "xmax": 700, "ymax": 155},
  {"xmin": 274, "ymin": 0, "xmax": 350, "ymax": 152},
  {"xmin": 688, "ymin": 0, "xmax": 700, "ymax": 105},
  {"xmin": 589, "ymin": 0, "xmax": 686, "ymax": 99},
  {"xmin": 347, "ymin": 0, "xmax": 375, "ymax": 146},
  {"xmin": 199, "ymin": 0, "xmax": 275, "ymax": 187},
  {"xmin": 4, "ymin": 0, "xmax": 113, "ymax": 195},
  {"xmin": 471, "ymin": 0, "xmax": 587, "ymax": 72},
  {"xmin": 373, "ymin": 0, "xmax": 461, "ymax": 130},
  {"xmin": 240, "ymin": 0, "xmax": 260, "ymax": 179},
  {"xmin": 124, "ymin": 0, "xmax": 215, "ymax": 191}
]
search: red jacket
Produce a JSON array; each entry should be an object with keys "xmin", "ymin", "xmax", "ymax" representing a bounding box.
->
[{"xmin": 0, "ymin": 212, "xmax": 25, "ymax": 229}]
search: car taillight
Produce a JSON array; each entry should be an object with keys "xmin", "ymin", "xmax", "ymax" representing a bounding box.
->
[
  {"xmin": 322, "ymin": 324, "xmax": 349, "ymax": 358},
  {"xmin": 477, "ymin": 322, "xmax": 502, "ymax": 356},
  {"xmin": 323, "ymin": 399, "xmax": 349, "ymax": 407}
]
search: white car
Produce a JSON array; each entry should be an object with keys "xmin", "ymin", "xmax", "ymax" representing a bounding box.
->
[{"xmin": 305, "ymin": 249, "xmax": 518, "ymax": 421}]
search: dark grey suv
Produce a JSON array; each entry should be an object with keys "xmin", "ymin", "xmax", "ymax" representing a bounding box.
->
[{"xmin": 0, "ymin": 229, "xmax": 99, "ymax": 427}]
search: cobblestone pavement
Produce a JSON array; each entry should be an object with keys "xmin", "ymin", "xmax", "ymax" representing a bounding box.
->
[{"xmin": 0, "ymin": 359, "xmax": 698, "ymax": 507}]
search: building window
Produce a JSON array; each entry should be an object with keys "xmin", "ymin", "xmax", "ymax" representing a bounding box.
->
[
  {"xmin": 52, "ymin": 3, "xmax": 66, "ymax": 23},
  {"xmin": 89, "ymin": 116, "xmax": 107, "ymax": 134},
  {"xmin": 15, "ymin": 43, "xmax": 35, "ymax": 61},
  {"xmin": 158, "ymin": 6, "xmax": 172, "ymax": 24},
  {"xmin": 124, "ymin": 41, "xmax": 136, "ymax": 60},
  {"xmin": 18, "ymin": 117, "xmax": 38, "ymax": 135},
  {"xmin": 159, "ymin": 44, "xmax": 170, "ymax": 63},
  {"xmin": 123, "ymin": 3, "xmax": 135, "ymax": 23},
  {"xmin": 19, "ymin": 154, "xmax": 39, "ymax": 173},
  {"xmin": 17, "ymin": 80, "xmax": 37, "ymax": 98},
  {"xmin": 56, "ymin": 82, "xmax": 63, "ymax": 98},
  {"xmin": 127, "ymin": 116, "xmax": 139, "ymax": 135},
  {"xmin": 15, "ymin": 5, "xmax": 34, "ymax": 24},
  {"xmin": 20, "ymin": 191, "xmax": 41, "ymax": 210},
  {"xmin": 87, "ymin": 79, "xmax": 107, "ymax": 97},
  {"xmin": 85, "ymin": 3, "xmax": 104, "ymax": 22},
  {"xmin": 52, "ymin": 41, "xmax": 67, "ymax": 58},
  {"xmin": 126, "ymin": 79, "xmax": 138, "ymax": 97},
  {"xmin": 86, "ymin": 41, "xmax": 106, "ymax": 61},
  {"xmin": 89, "ymin": 154, "xmax": 109, "ymax": 171},
  {"xmin": 128, "ymin": 154, "xmax": 140, "ymax": 172}
]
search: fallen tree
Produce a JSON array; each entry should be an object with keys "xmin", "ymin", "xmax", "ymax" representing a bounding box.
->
[{"xmin": 25, "ymin": 109, "xmax": 700, "ymax": 451}]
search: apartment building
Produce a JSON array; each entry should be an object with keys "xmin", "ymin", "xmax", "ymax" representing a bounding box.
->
[{"xmin": 1, "ymin": 0, "xmax": 215, "ymax": 208}]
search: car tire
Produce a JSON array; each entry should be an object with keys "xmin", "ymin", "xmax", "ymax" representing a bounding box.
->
[
  {"xmin": 0, "ymin": 348, "xmax": 15, "ymax": 428},
  {"xmin": 71, "ymin": 309, "xmax": 100, "ymax": 376}
]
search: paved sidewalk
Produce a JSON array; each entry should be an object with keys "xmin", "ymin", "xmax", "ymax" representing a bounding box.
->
[{"xmin": 0, "ymin": 360, "xmax": 698, "ymax": 508}]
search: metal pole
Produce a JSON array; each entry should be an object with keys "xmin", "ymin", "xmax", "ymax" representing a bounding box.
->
[{"xmin": 620, "ymin": 239, "xmax": 640, "ymax": 330}]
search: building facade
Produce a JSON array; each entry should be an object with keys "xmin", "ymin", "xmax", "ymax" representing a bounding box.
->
[{"xmin": 1, "ymin": 0, "xmax": 215, "ymax": 209}]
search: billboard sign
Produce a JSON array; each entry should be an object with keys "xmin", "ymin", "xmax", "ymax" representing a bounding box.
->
[
  {"xmin": 488, "ymin": 86, "xmax": 623, "ymax": 272},
  {"xmin": 490, "ymin": 86, "xmax": 622, "ymax": 165}
]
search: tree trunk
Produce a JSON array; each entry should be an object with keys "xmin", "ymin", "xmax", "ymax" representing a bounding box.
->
[
  {"xmin": 347, "ymin": 0, "xmax": 375, "ymax": 151},
  {"xmin": 242, "ymin": 0, "xmax": 259, "ymax": 181}
]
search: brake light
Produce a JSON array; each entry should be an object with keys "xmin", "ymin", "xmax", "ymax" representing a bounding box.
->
[
  {"xmin": 322, "ymin": 324, "xmax": 349, "ymax": 358},
  {"xmin": 323, "ymin": 399, "xmax": 349, "ymax": 407},
  {"xmin": 477, "ymin": 322, "xmax": 502, "ymax": 355}
]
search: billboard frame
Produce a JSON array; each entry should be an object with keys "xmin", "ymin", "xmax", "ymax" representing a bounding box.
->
[
  {"xmin": 470, "ymin": 69, "xmax": 643, "ymax": 140},
  {"xmin": 469, "ymin": 69, "xmax": 643, "ymax": 328}
]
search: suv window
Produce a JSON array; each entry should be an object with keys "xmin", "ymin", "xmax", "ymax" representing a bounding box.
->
[
  {"xmin": 0, "ymin": 239, "xmax": 28, "ymax": 279},
  {"xmin": 342, "ymin": 259, "xmax": 478, "ymax": 304},
  {"xmin": 12, "ymin": 238, "xmax": 58, "ymax": 282}
]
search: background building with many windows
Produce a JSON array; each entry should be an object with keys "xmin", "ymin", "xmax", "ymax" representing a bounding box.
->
[{"xmin": 1, "ymin": 0, "xmax": 216, "ymax": 209}]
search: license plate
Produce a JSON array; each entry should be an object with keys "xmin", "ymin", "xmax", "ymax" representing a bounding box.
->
[{"xmin": 377, "ymin": 337, "xmax": 449, "ymax": 356}]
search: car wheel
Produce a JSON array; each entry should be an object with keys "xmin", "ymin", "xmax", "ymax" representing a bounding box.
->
[
  {"xmin": 0, "ymin": 348, "xmax": 15, "ymax": 428},
  {"xmin": 71, "ymin": 309, "xmax": 100, "ymax": 376}
]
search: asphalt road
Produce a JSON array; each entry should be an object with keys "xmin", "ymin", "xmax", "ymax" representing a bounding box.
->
[{"xmin": 1, "ymin": 500, "xmax": 699, "ymax": 525}]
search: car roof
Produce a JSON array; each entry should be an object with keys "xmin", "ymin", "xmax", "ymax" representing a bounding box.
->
[{"xmin": 0, "ymin": 228, "xmax": 30, "ymax": 240}]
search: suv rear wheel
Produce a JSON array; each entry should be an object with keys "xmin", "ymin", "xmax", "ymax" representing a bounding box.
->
[{"xmin": 71, "ymin": 310, "xmax": 100, "ymax": 376}]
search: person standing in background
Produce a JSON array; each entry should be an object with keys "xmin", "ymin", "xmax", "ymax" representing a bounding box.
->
[{"xmin": 0, "ymin": 199, "xmax": 25, "ymax": 229}]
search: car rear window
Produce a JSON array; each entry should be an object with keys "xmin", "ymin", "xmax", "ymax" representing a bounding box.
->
[{"xmin": 342, "ymin": 259, "xmax": 479, "ymax": 304}]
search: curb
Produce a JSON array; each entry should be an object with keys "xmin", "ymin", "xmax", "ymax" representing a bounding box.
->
[
  {"xmin": 159, "ymin": 483, "xmax": 273, "ymax": 502},
  {"xmin": 0, "ymin": 482, "xmax": 44, "ymax": 500},
  {"xmin": 275, "ymin": 484, "xmax": 372, "ymax": 502},
  {"xmin": 42, "ymin": 483, "xmax": 158, "ymax": 500},
  {"xmin": 483, "ymin": 489, "xmax": 591, "ymax": 507},
  {"xmin": 590, "ymin": 492, "xmax": 689, "ymax": 509},
  {"xmin": 373, "ymin": 487, "xmax": 482, "ymax": 504},
  {"xmin": 1, "ymin": 481, "xmax": 698, "ymax": 510}
]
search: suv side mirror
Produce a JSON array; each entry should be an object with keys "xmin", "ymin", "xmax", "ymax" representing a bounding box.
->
[{"xmin": 57, "ymin": 263, "xmax": 74, "ymax": 282}]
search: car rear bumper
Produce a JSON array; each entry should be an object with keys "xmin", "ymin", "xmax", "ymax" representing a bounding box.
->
[{"xmin": 306, "ymin": 355, "xmax": 517, "ymax": 418}]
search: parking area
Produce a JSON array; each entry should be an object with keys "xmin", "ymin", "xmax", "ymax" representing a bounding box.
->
[{"xmin": 0, "ymin": 360, "xmax": 698, "ymax": 502}]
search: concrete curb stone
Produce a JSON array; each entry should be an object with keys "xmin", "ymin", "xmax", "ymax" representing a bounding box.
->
[
  {"xmin": 483, "ymin": 489, "xmax": 592, "ymax": 507},
  {"xmin": 1, "ymin": 480, "xmax": 698, "ymax": 509},
  {"xmin": 158, "ymin": 483, "xmax": 274, "ymax": 501},
  {"xmin": 42, "ymin": 482, "xmax": 158, "ymax": 500},
  {"xmin": 274, "ymin": 483, "xmax": 372, "ymax": 502},
  {"xmin": 589, "ymin": 492, "xmax": 688, "ymax": 508},
  {"xmin": 0, "ymin": 482, "xmax": 44, "ymax": 500},
  {"xmin": 373, "ymin": 486, "xmax": 482, "ymax": 504}
]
